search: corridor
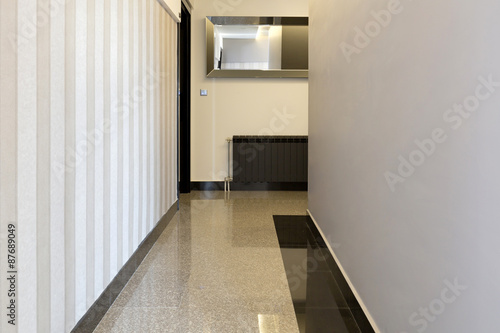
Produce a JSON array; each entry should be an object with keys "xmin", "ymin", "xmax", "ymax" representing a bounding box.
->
[{"xmin": 94, "ymin": 191, "xmax": 308, "ymax": 332}]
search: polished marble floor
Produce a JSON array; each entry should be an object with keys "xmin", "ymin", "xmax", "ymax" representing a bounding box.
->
[{"xmin": 94, "ymin": 191, "xmax": 309, "ymax": 332}]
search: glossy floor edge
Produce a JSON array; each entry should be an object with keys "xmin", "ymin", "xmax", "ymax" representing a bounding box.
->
[{"xmin": 274, "ymin": 215, "xmax": 375, "ymax": 333}]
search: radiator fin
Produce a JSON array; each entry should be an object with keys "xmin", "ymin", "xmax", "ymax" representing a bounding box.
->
[{"xmin": 232, "ymin": 136, "xmax": 308, "ymax": 184}]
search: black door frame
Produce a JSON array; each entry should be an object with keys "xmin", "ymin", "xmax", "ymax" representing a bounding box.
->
[{"xmin": 179, "ymin": 2, "xmax": 191, "ymax": 193}]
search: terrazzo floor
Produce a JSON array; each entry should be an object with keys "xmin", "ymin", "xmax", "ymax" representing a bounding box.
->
[{"xmin": 94, "ymin": 191, "xmax": 308, "ymax": 333}]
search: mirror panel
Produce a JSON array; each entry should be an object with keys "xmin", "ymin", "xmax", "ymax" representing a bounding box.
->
[{"xmin": 206, "ymin": 16, "xmax": 308, "ymax": 78}]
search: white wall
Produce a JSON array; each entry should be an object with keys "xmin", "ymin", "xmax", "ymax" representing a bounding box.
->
[
  {"xmin": 0, "ymin": 1, "xmax": 178, "ymax": 332},
  {"xmin": 309, "ymin": 0, "xmax": 500, "ymax": 332},
  {"xmin": 191, "ymin": 0, "xmax": 308, "ymax": 182}
]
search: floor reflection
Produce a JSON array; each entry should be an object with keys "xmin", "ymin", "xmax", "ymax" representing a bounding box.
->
[
  {"xmin": 274, "ymin": 216, "xmax": 375, "ymax": 333},
  {"xmin": 94, "ymin": 192, "xmax": 308, "ymax": 333}
]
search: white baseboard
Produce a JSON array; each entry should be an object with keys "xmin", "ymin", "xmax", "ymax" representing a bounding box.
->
[{"xmin": 306, "ymin": 209, "xmax": 381, "ymax": 333}]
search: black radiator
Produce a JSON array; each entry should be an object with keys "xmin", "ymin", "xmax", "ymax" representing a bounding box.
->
[{"xmin": 232, "ymin": 136, "xmax": 308, "ymax": 190}]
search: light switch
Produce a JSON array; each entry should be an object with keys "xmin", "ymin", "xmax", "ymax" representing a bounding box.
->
[{"xmin": 200, "ymin": 89, "xmax": 208, "ymax": 96}]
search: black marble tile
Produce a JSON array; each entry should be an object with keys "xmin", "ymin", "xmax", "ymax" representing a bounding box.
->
[
  {"xmin": 350, "ymin": 307, "xmax": 376, "ymax": 333},
  {"xmin": 274, "ymin": 215, "xmax": 309, "ymax": 248},
  {"xmin": 273, "ymin": 215, "xmax": 375, "ymax": 333},
  {"xmin": 306, "ymin": 271, "xmax": 349, "ymax": 309},
  {"xmin": 304, "ymin": 307, "xmax": 361, "ymax": 333},
  {"xmin": 305, "ymin": 216, "xmax": 366, "ymax": 312},
  {"xmin": 305, "ymin": 243, "xmax": 331, "ymax": 272}
]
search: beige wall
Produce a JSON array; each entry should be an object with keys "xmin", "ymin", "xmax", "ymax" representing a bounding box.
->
[
  {"xmin": 190, "ymin": 0, "xmax": 309, "ymax": 181},
  {"xmin": 309, "ymin": 0, "xmax": 500, "ymax": 332},
  {"xmin": 158, "ymin": 0, "xmax": 181, "ymax": 22},
  {"xmin": 0, "ymin": 1, "xmax": 178, "ymax": 332}
]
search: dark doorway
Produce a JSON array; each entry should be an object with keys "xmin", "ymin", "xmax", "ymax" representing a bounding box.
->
[{"xmin": 179, "ymin": 2, "xmax": 191, "ymax": 193}]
